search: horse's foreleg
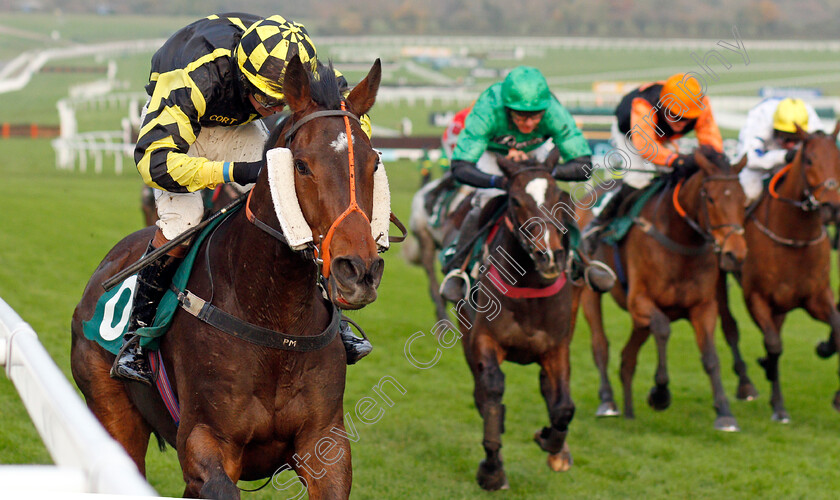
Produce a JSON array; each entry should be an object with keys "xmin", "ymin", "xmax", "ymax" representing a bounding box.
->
[
  {"xmin": 689, "ymin": 300, "xmax": 739, "ymax": 432},
  {"xmin": 642, "ymin": 307, "xmax": 671, "ymax": 412},
  {"xmin": 535, "ymin": 344, "xmax": 575, "ymax": 473},
  {"xmin": 71, "ymin": 347, "xmax": 152, "ymax": 475},
  {"xmin": 717, "ymin": 272, "xmax": 758, "ymax": 400},
  {"xmin": 813, "ymin": 284, "xmax": 839, "ymax": 359},
  {"xmin": 181, "ymin": 424, "xmax": 242, "ymax": 499},
  {"xmin": 804, "ymin": 289, "xmax": 840, "ymax": 412},
  {"xmin": 418, "ymin": 227, "xmax": 448, "ymax": 321},
  {"xmin": 469, "ymin": 335, "xmax": 508, "ymax": 491},
  {"xmin": 747, "ymin": 294, "xmax": 790, "ymax": 423},
  {"xmin": 621, "ymin": 294, "xmax": 655, "ymax": 419},
  {"xmin": 581, "ymin": 286, "xmax": 618, "ymax": 417},
  {"xmin": 292, "ymin": 427, "xmax": 352, "ymax": 500}
]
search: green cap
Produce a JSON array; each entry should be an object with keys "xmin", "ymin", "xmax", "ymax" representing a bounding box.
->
[{"xmin": 501, "ymin": 66, "xmax": 551, "ymax": 112}]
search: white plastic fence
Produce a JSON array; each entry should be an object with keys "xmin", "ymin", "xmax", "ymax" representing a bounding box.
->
[{"xmin": 0, "ymin": 296, "xmax": 157, "ymax": 496}]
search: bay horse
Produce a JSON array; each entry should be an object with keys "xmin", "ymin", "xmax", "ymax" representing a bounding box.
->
[
  {"xmin": 405, "ymin": 175, "xmax": 474, "ymax": 321},
  {"xmin": 71, "ymin": 56, "xmax": 385, "ymax": 499},
  {"xmin": 455, "ymin": 153, "xmax": 579, "ymax": 490},
  {"xmin": 578, "ymin": 146, "xmax": 747, "ymax": 431},
  {"xmin": 718, "ymin": 123, "xmax": 840, "ymax": 422}
]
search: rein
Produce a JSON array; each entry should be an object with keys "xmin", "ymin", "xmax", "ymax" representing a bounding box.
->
[
  {"xmin": 755, "ymin": 135, "xmax": 837, "ymax": 247},
  {"xmin": 768, "ymin": 138, "xmax": 840, "ymax": 212},
  {"xmin": 673, "ymin": 174, "xmax": 744, "ymax": 254},
  {"xmin": 635, "ymin": 173, "xmax": 742, "ymax": 256},
  {"xmin": 484, "ymin": 215, "xmax": 567, "ymax": 299}
]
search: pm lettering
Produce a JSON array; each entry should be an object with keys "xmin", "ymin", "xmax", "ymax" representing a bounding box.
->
[{"xmin": 284, "ymin": 338, "xmax": 297, "ymax": 347}]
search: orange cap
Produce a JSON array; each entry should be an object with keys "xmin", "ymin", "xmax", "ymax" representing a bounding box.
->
[{"xmin": 660, "ymin": 73, "xmax": 706, "ymax": 119}]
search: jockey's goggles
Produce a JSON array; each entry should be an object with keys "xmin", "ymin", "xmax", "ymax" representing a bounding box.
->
[
  {"xmin": 510, "ymin": 110, "xmax": 545, "ymax": 125},
  {"xmin": 773, "ymin": 129, "xmax": 799, "ymax": 146},
  {"xmin": 252, "ymin": 91, "xmax": 285, "ymax": 110}
]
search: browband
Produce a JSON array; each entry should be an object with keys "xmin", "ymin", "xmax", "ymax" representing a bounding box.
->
[{"xmin": 285, "ymin": 110, "xmax": 360, "ymax": 147}]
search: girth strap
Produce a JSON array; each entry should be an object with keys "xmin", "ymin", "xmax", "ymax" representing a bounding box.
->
[{"xmin": 177, "ymin": 290, "xmax": 341, "ymax": 351}]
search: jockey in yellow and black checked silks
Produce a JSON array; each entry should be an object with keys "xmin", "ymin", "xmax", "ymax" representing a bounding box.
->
[
  {"xmin": 235, "ymin": 15, "xmax": 317, "ymax": 103},
  {"xmin": 135, "ymin": 13, "xmax": 318, "ymax": 193}
]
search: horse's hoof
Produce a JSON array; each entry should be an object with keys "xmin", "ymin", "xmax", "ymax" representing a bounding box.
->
[
  {"xmin": 736, "ymin": 384, "xmax": 759, "ymax": 401},
  {"xmin": 547, "ymin": 443, "xmax": 573, "ymax": 472},
  {"xmin": 816, "ymin": 341, "xmax": 837, "ymax": 359},
  {"xmin": 771, "ymin": 411, "xmax": 791, "ymax": 424},
  {"xmin": 476, "ymin": 460, "xmax": 508, "ymax": 491},
  {"xmin": 647, "ymin": 385, "xmax": 671, "ymax": 411},
  {"xmin": 714, "ymin": 416, "xmax": 740, "ymax": 432},
  {"xmin": 832, "ymin": 392, "xmax": 840, "ymax": 413},
  {"xmin": 595, "ymin": 401, "xmax": 620, "ymax": 417}
]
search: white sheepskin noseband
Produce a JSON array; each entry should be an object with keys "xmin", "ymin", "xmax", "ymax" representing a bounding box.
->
[
  {"xmin": 265, "ymin": 147, "xmax": 392, "ymax": 252},
  {"xmin": 266, "ymin": 147, "xmax": 314, "ymax": 250},
  {"xmin": 371, "ymin": 156, "xmax": 391, "ymax": 251}
]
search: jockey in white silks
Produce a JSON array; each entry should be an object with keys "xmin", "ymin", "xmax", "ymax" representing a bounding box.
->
[{"xmin": 737, "ymin": 97, "xmax": 824, "ymax": 204}]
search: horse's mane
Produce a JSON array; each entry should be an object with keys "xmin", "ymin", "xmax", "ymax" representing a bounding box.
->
[
  {"xmin": 263, "ymin": 60, "xmax": 346, "ymax": 152},
  {"xmin": 309, "ymin": 61, "xmax": 345, "ymax": 111}
]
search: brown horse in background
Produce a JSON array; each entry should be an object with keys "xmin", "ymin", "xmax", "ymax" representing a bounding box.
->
[
  {"xmin": 718, "ymin": 123, "xmax": 840, "ymax": 422},
  {"xmin": 455, "ymin": 154, "xmax": 580, "ymax": 490},
  {"xmin": 71, "ymin": 57, "xmax": 384, "ymax": 499},
  {"xmin": 405, "ymin": 176, "xmax": 474, "ymax": 321},
  {"xmin": 578, "ymin": 147, "xmax": 747, "ymax": 431}
]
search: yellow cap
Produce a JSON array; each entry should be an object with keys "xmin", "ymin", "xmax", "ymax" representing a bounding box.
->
[
  {"xmin": 773, "ymin": 98, "xmax": 809, "ymax": 134},
  {"xmin": 236, "ymin": 16, "xmax": 317, "ymax": 101}
]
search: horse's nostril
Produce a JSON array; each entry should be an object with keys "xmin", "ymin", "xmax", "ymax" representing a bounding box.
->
[
  {"xmin": 334, "ymin": 257, "xmax": 363, "ymax": 281},
  {"xmin": 368, "ymin": 258, "xmax": 385, "ymax": 287}
]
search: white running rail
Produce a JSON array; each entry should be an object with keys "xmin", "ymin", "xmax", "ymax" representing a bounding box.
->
[{"xmin": 0, "ymin": 296, "xmax": 157, "ymax": 496}]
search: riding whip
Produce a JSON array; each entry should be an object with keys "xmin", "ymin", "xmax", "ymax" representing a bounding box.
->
[{"xmin": 101, "ymin": 195, "xmax": 247, "ymax": 292}]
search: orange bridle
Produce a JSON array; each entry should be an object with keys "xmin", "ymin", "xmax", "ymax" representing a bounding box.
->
[
  {"xmin": 244, "ymin": 103, "xmax": 372, "ymax": 278},
  {"xmin": 318, "ymin": 101, "xmax": 371, "ymax": 278}
]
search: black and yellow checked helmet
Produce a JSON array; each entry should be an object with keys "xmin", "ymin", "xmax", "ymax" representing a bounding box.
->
[{"xmin": 236, "ymin": 15, "xmax": 317, "ymax": 103}]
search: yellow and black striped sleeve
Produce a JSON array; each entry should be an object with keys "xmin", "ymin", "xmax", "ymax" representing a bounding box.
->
[{"xmin": 135, "ymin": 50, "xmax": 241, "ymax": 193}]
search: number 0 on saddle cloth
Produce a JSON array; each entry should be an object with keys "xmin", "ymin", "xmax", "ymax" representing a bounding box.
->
[{"xmin": 82, "ymin": 207, "xmax": 240, "ymax": 354}]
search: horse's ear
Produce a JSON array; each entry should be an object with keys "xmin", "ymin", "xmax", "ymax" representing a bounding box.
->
[
  {"xmin": 495, "ymin": 154, "xmax": 521, "ymax": 177},
  {"xmin": 794, "ymin": 122, "xmax": 809, "ymax": 141},
  {"xmin": 543, "ymin": 147, "xmax": 562, "ymax": 171},
  {"xmin": 283, "ymin": 55, "xmax": 312, "ymax": 114},
  {"xmin": 345, "ymin": 59, "xmax": 381, "ymax": 118},
  {"xmin": 693, "ymin": 148, "xmax": 716, "ymax": 176},
  {"xmin": 832, "ymin": 121, "xmax": 840, "ymax": 141},
  {"xmin": 733, "ymin": 154, "xmax": 747, "ymax": 174}
]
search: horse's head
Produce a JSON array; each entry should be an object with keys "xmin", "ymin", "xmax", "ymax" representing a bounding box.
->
[
  {"xmin": 266, "ymin": 56, "xmax": 385, "ymax": 309},
  {"xmin": 497, "ymin": 151, "xmax": 567, "ymax": 279},
  {"xmin": 690, "ymin": 145, "xmax": 747, "ymax": 272},
  {"xmin": 794, "ymin": 122, "xmax": 840, "ymax": 208}
]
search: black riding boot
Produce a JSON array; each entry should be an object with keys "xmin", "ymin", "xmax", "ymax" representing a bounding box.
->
[
  {"xmin": 440, "ymin": 206, "xmax": 482, "ymax": 302},
  {"xmin": 582, "ymin": 182, "xmax": 637, "ymax": 254},
  {"xmin": 340, "ymin": 319, "xmax": 372, "ymax": 365},
  {"xmin": 110, "ymin": 242, "xmax": 182, "ymax": 385}
]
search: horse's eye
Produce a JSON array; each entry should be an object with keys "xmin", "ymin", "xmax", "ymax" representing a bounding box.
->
[{"xmin": 294, "ymin": 159, "xmax": 310, "ymax": 175}]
